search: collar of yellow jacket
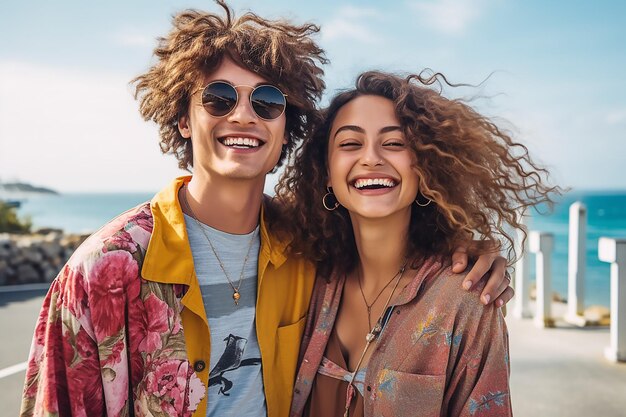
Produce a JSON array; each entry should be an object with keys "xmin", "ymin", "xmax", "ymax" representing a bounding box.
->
[{"xmin": 141, "ymin": 175, "xmax": 289, "ymax": 287}]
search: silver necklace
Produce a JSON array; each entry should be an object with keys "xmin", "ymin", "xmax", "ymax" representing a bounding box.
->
[{"xmin": 182, "ymin": 185, "xmax": 258, "ymax": 306}]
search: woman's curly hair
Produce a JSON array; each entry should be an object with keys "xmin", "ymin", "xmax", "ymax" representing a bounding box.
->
[
  {"xmin": 132, "ymin": 1, "xmax": 327, "ymax": 171},
  {"xmin": 276, "ymin": 70, "xmax": 561, "ymax": 277}
]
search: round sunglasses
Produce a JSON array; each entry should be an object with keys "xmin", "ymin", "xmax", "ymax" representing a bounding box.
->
[{"xmin": 198, "ymin": 81, "xmax": 288, "ymax": 121}]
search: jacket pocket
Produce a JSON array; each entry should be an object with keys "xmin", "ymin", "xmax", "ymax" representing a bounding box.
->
[
  {"xmin": 273, "ymin": 317, "xmax": 307, "ymax": 416},
  {"xmin": 276, "ymin": 316, "xmax": 307, "ymax": 373},
  {"xmin": 373, "ymin": 369, "xmax": 446, "ymax": 417},
  {"xmin": 276, "ymin": 317, "xmax": 306, "ymax": 376}
]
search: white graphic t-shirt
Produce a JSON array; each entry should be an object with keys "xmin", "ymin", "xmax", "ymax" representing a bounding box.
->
[{"xmin": 184, "ymin": 214, "xmax": 266, "ymax": 417}]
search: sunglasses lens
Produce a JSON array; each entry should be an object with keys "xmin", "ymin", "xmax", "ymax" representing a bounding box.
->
[
  {"xmin": 251, "ymin": 85, "xmax": 286, "ymax": 120},
  {"xmin": 202, "ymin": 82, "xmax": 237, "ymax": 117}
]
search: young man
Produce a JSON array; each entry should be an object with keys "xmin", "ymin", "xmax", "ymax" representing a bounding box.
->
[{"xmin": 20, "ymin": 3, "xmax": 512, "ymax": 417}]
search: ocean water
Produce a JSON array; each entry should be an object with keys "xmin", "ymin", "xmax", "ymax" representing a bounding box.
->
[
  {"xmin": 527, "ymin": 191, "xmax": 626, "ymax": 308},
  {"xmin": 17, "ymin": 192, "xmax": 155, "ymax": 234},
  {"xmin": 14, "ymin": 190, "xmax": 626, "ymax": 308}
]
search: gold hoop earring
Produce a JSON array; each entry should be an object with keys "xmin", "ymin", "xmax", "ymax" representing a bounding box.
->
[
  {"xmin": 415, "ymin": 192, "xmax": 432, "ymax": 207},
  {"xmin": 322, "ymin": 187, "xmax": 339, "ymax": 211}
]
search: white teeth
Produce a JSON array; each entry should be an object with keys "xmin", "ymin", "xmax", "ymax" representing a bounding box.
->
[
  {"xmin": 353, "ymin": 178, "xmax": 396, "ymax": 189},
  {"xmin": 222, "ymin": 137, "xmax": 260, "ymax": 147}
]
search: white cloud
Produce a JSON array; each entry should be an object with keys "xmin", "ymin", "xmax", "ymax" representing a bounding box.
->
[
  {"xmin": 321, "ymin": 6, "xmax": 384, "ymax": 45},
  {"xmin": 0, "ymin": 61, "xmax": 185, "ymax": 192},
  {"xmin": 408, "ymin": 0, "xmax": 485, "ymax": 35},
  {"xmin": 605, "ymin": 108, "xmax": 626, "ymax": 125}
]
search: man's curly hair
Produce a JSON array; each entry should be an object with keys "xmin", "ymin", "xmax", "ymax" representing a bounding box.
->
[
  {"xmin": 276, "ymin": 70, "xmax": 562, "ymax": 277},
  {"xmin": 132, "ymin": 1, "xmax": 327, "ymax": 171}
]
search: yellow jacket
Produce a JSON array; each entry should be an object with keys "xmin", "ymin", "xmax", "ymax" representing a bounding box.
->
[{"xmin": 142, "ymin": 176, "xmax": 316, "ymax": 416}]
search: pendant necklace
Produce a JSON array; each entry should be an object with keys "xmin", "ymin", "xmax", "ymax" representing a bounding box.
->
[
  {"xmin": 344, "ymin": 262, "xmax": 407, "ymax": 417},
  {"xmin": 182, "ymin": 185, "xmax": 257, "ymax": 306},
  {"xmin": 356, "ymin": 265, "xmax": 405, "ymax": 331}
]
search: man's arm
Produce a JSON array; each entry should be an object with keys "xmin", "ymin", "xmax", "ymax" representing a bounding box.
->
[{"xmin": 20, "ymin": 266, "xmax": 106, "ymax": 417}]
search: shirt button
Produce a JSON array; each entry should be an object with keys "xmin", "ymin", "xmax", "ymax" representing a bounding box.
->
[
  {"xmin": 193, "ymin": 360, "xmax": 206, "ymax": 372},
  {"xmin": 367, "ymin": 385, "xmax": 372, "ymax": 392},
  {"xmin": 396, "ymin": 309, "xmax": 401, "ymax": 314},
  {"xmin": 294, "ymin": 388, "xmax": 301, "ymax": 394}
]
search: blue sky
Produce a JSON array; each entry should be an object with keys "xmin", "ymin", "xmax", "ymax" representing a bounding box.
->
[{"xmin": 1, "ymin": 0, "xmax": 625, "ymax": 192}]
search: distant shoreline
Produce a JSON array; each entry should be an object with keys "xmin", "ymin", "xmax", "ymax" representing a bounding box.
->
[{"xmin": 0, "ymin": 182, "xmax": 59, "ymax": 195}]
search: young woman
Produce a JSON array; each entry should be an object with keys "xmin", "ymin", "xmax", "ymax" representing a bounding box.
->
[{"xmin": 279, "ymin": 71, "xmax": 557, "ymax": 416}]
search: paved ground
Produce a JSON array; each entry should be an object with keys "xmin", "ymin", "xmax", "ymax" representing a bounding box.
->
[
  {"xmin": 1, "ymin": 289, "xmax": 625, "ymax": 416},
  {"xmin": 506, "ymin": 310, "xmax": 626, "ymax": 417},
  {"xmin": 0, "ymin": 288, "xmax": 46, "ymax": 417}
]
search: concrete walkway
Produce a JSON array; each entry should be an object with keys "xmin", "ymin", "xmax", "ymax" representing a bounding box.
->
[
  {"xmin": 0, "ymin": 289, "xmax": 45, "ymax": 417},
  {"xmin": 506, "ymin": 306, "xmax": 626, "ymax": 417}
]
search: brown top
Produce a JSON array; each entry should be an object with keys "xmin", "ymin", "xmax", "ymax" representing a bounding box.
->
[{"xmin": 304, "ymin": 328, "xmax": 365, "ymax": 417}]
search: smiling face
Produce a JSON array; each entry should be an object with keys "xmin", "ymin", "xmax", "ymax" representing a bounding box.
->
[
  {"xmin": 327, "ymin": 95, "xmax": 419, "ymax": 221},
  {"xmin": 178, "ymin": 56, "xmax": 287, "ymax": 184}
]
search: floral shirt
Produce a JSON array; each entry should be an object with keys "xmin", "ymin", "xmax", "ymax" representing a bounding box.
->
[
  {"xmin": 20, "ymin": 204, "xmax": 201, "ymax": 416},
  {"xmin": 291, "ymin": 257, "xmax": 513, "ymax": 417},
  {"xmin": 20, "ymin": 176, "xmax": 316, "ymax": 417}
]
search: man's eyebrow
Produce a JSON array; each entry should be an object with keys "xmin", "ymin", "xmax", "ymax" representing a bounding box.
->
[
  {"xmin": 334, "ymin": 125, "xmax": 365, "ymax": 138},
  {"xmin": 208, "ymin": 79, "xmax": 268, "ymax": 88}
]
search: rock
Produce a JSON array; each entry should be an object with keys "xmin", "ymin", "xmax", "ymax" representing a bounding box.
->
[
  {"xmin": 584, "ymin": 305, "xmax": 610, "ymax": 326},
  {"xmin": 0, "ymin": 260, "xmax": 9, "ymax": 285},
  {"xmin": 15, "ymin": 237, "xmax": 35, "ymax": 248},
  {"xmin": 43, "ymin": 232, "xmax": 63, "ymax": 243},
  {"xmin": 42, "ymin": 266, "xmax": 59, "ymax": 283},
  {"xmin": 24, "ymin": 248, "xmax": 44, "ymax": 264},
  {"xmin": 16, "ymin": 264, "xmax": 41, "ymax": 284},
  {"xmin": 35, "ymin": 228, "xmax": 64, "ymax": 236},
  {"xmin": 3, "ymin": 266, "xmax": 17, "ymax": 284},
  {"xmin": 48, "ymin": 256, "xmax": 62, "ymax": 269},
  {"xmin": 9, "ymin": 253, "xmax": 26, "ymax": 267},
  {"xmin": 0, "ymin": 237, "xmax": 15, "ymax": 258},
  {"xmin": 0, "ymin": 231, "xmax": 87, "ymax": 286},
  {"xmin": 40, "ymin": 241, "xmax": 63, "ymax": 258},
  {"xmin": 60, "ymin": 234, "xmax": 89, "ymax": 250}
]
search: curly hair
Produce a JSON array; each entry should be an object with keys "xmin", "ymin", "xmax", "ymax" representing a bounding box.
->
[
  {"xmin": 276, "ymin": 70, "xmax": 561, "ymax": 277},
  {"xmin": 132, "ymin": 1, "xmax": 327, "ymax": 171}
]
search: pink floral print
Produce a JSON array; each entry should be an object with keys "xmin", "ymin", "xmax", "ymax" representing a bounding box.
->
[{"xmin": 20, "ymin": 203, "xmax": 207, "ymax": 417}]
